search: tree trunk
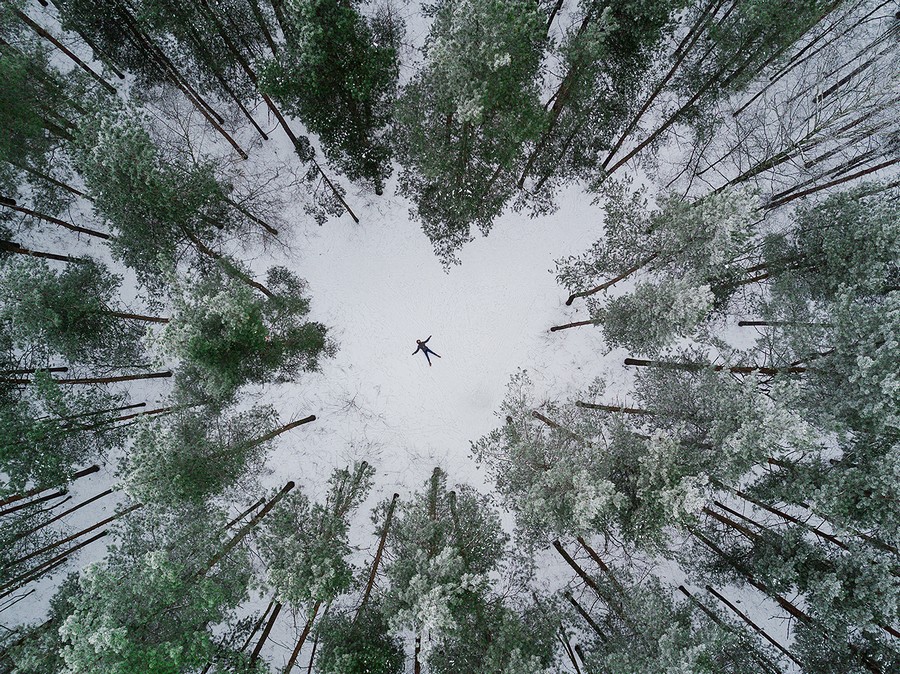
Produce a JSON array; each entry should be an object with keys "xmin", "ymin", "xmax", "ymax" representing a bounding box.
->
[
  {"xmin": 558, "ymin": 628, "xmax": 583, "ymax": 674},
  {"xmin": 705, "ymin": 584, "xmax": 804, "ymax": 666},
  {"xmin": 13, "ymin": 10, "xmax": 117, "ymax": 95},
  {"xmin": 249, "ymin": 601, "xmax": 283, "ymax": 666},
  {"xmin": 0, "ymin": 366, "xmax": 68, "ymax": 375},
  {"xmin": 0, "ymin": 240, "xmax": 83, "ymax": 262},
  {"xmin": 517, "ymin": 10, "xmax": 596, "ymax": 188},
  {"xmin": 766, "ymin": 156, "xmax": 900, "ymax": 209},
  {"xmin": 575, "ymin": 400, "xmax": 652, "ymax": 416},
  {"xmin": 564, "ymin": 591, "xmax": 607, "ymax": 641},
  {"xmin": 0, "ymin": 465, "xmax": 99, "ymax": 509},
  {"xmin": 549, "ymin": 318, "xmax": 597, "ymax": 332},
  {"xmin": 305, "ymin": 630, "xmax": 320, "ymax": 673},
  {"xmin": 200, "ymin": 481, "xmax": 295, "ymax": 577},
  {"xmin": 702, "ymin": 506, "xmax": 761, "ymax": 542},
  {"xmin": 413, "ymin": 634, "xmax": 422, "ymax": 674},
  {"xmin": 605, "ymin": 18, "xmax": 766, "ymax": 178},
  {"xmin": 0, "ymin": 371, "xmax": 173, "ymax": 386},
  {"xmin": 544, "ymin": 0, "xmax": 565, "ymax": 37},
  {"xmin": 6, "ymin": 161, "xmax": 87, "ymax": 197},
  {"xmin": 248, "ymin": 0, "xmax": 279, "ymax": 55},
  {"xmin": 112, "ymin": 0, "xmax": 248, "ymax": 159},
  {"xmin": 0, "ymin": 531, "xmax": 107, "ymax": 599},
  {"xmin": 623, "ymin": 357, "xmax": 806, "ymax": 376},
  {"xmin": 5, "ymin": 503, "xmax": 142, "ymax": 570},
  {"xmin": 106, "ymin": 406, "xmax": 175, "ymax": 424},
  {"xmin": 181, "ymin": 230, "xmax": 277, "ymax": 298},
  {"xmin": 575, "ymin": 537, "xmax": 628, "ymax": 597},
  {"xmin": 355, "ymin": 492, "xmax": 399, "ymax": 623},
  {"xmin": 0, "ymin": 489, "xmax": 67, "ymax": 518},
  {"xmin": 224, "ymin": 498, "xmax": 266, "ymax": 531},
  {"xmin": 225, "ymin": 197, "xmax": 279, "ymax": 236},
  {"xmin": 106, "ymin": 311, "xmax": 169, "ymax": 324},
  {"xmin": 553, "ymin": 541, "xmax": 627, "ymax": 625},
  {"xmin": 0, "ymin": 588, "xmax": 35, "ymax": 616},
  {"xmin": 564, "ymin": 253, "xmax": 659, "ymax": 305},
  {"xmin": 0, "ymin": 198, "xmax": 111, "ymax": 239},
  {"xmin": 601, "ymin": 0, "xmax": 726, "ymax": 171},
  {"xmin": 531, "ymin": 411, "xmax": 589, "ymax": 445},
  {"xmin": 174, "ymin": 13, "xmax": 270, "ymax": 141},
  {"xmin": 677, "ymin": 586, "xmax": 781, "ymax": 674},
  {"xmin": 283, "ymin": 600, "xmax": 321, "ymax": 673},
  {"xmin": 12, "ymin": 489, "xmax": 114, "ymax": 544}
]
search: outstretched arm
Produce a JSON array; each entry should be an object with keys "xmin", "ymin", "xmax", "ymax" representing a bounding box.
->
[
  {"xmin": 412, "ymin": 345, "xmax": 420, "ymax": 355},
  {"xmin": 423, "ymin": 335, "xmax": 431, "ymax": 343}
]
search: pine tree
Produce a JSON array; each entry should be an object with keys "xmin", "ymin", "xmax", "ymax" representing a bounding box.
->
[
  {"xmin": 257, "ymin": 462, "xmax": 374, "ymax": 606},
  {"xmin": 157, "ymin": 264, "xmax": 333, "ymax": 402},
  {"xmin": 394, "ymin": 0, "xmax": 546, "ymax": 262},
  {"xmin": 0, "ymin": 256, "xmax": 146, "ymax": 368},
  {"xmin": 314, "ymin": 605, "xmax": 404, "ymax": 674},
  {"xmin": 56, "ymin": 503, "xmax": 255, "ymax": 673},
  {"xmin": 0, "ymin": 372, "xmax": 126, "ymax": 494},
  {"xmin": 122, "ymin": 405, "xmax": 311, "ymax": 505},
  {"xmin": 262, "ymin": 0, "xmax": 400, "ymax": 192},
  {"xmin": 381, "ymin": 468, "xmax": 508, "ymax": 657},
  {"xmin": 71, "ymin": 107, "xmax": 267, "ymax": 297}
]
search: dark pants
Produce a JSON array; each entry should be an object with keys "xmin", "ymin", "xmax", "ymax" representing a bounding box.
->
[{"xmin": 423, "ymin": 347, "xmax": 441, "ymax": 365}]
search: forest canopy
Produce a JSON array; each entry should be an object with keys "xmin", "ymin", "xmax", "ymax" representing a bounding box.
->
[{"xmin": 0, "ymin": 1, "xmax": 897, "ymax": 673}]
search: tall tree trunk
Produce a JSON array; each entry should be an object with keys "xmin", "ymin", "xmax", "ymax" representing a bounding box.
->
[
  {"xmin": 532, "ymin": 411, "xmax": 589, "ymax": 445},
  {"xmin": 12, "ymin": 489, "xmax": 114, "ymax": 544},
  {"xmin": 549, "ymin": 318, "xmax": 597, "ymax": 332},
  {"xmin": 558, "ymin": 628, "xmax": 583, "ymax": 674},
  {"xmin": 283, "ymin": 600, "xmax": 322, "ymax": 673},
  {"xmin": 575, "ymin": 400, "xmax": 652, "ymax": 416},
  {"xmin": 623, "ymin": 357, "xmax": 806, "ymax": 376},
  {"xmin": 766, "ymin": 156, "xmax": 900, "ymax": 210},
  {"xmin": 200, "ymin": 481, "xmax": 295, "ymax": 577},
  {"xmin": 305, "ymin": 630, "xmax": 320, "ymax": 674},
  {"xmin": 552, "ymin": 540, "xmax": 629, "ymax": 626},
  {"xmin": 0, "ymin": 240, "xmax": 82, "ymax": 262},
  {"xmin": 575, "ymin": 537, "xmax": 628, "ymax": 597},
  {"xmin": 6, "ymin": 160, "xmax": 87, "ymax": 197},
  {"xmin": 249, "ymin": 601, "xmax": 283, "ymax": 666},
  {"xmin": 517, "ymin": 11, "xmax": 596, "ymax": 188},
  {"xmin": 174, "ymin": 11, "xmax": 271, "ymax": 140},
  {"xmin": 0, "ymin": 531, "xmax": 107, "ymax": 599},
  {"xmin": 0, "ymin": 489, "xmax": 67, "ymax": 518},
  {"xmin": 705, "ymin": 585, "xmax": 803, "ymax": 666},
  {"xmin": 564, "ymin": 253, "xmax": 659, "ymax": 305},
  {"xmin": 181, "ymin": 229, "xmax": 277, "ymax": 298},
  {"xmin": 106, "ymin": 311, "xmax": 169, "ymax": 324},
  {"xmin": 0, "ymin": 366, "xmax": 68, "ymax": 375},
  {"xmin": 13, "ymin": 10, "xmax": 117, "ymax": 95},
  {"xmin": 413, "ymin": 634, "xmax": 422, "ymax": 674},
  {"xmin": 0, "ymin": 371, "xmax": 173, "ymax": 386},
  {"xmin": 225, "ymin": 197, "xmax": 279, "ymax": 236},
  {"xmin": 5, "ymin": 503, "xmax": 142, "ymax": 570},
  {"xmin": 224, "ymin": 498, "xmax": 266, "ymax": 531},
  {"xmin": 735, "ymin": 0, "xmax": 893, "ymax": 117},
  {"xmin": 677, "ymin": 586, "xmax": 781, "ymax": 674},
  {"xmin": 355, "ymin": 492, "xmax": 399, "ymax": 623},
  {"xmin": 112, "ymin": 0, "xmax": 249, "ymax": 159},
  {"xmin": 0, "ymin": 465, "xmax": 99, "ymax": 509},
  {"xmin": 564, "ymin": 591, "xmax": 607, "ymax": 641},
  {"xmin": 601, "ymin": 0, "xmax": 727, "ymax": 171},
  {"xmin": 0, "ymin": 587, "xmax": 36, "ymax": 615},
  {"xmin": 0, "ymin": 198, "xmax": 111, "ymax": 239},
  {"xmin": 248, "ymin": 0, "xmax": 279, "ymax": 55}
]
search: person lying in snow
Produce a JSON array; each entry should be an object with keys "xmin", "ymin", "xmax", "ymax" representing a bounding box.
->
[{"xmin": 412, "ymin": 336, "xmax": 441, "ymax": 366}]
